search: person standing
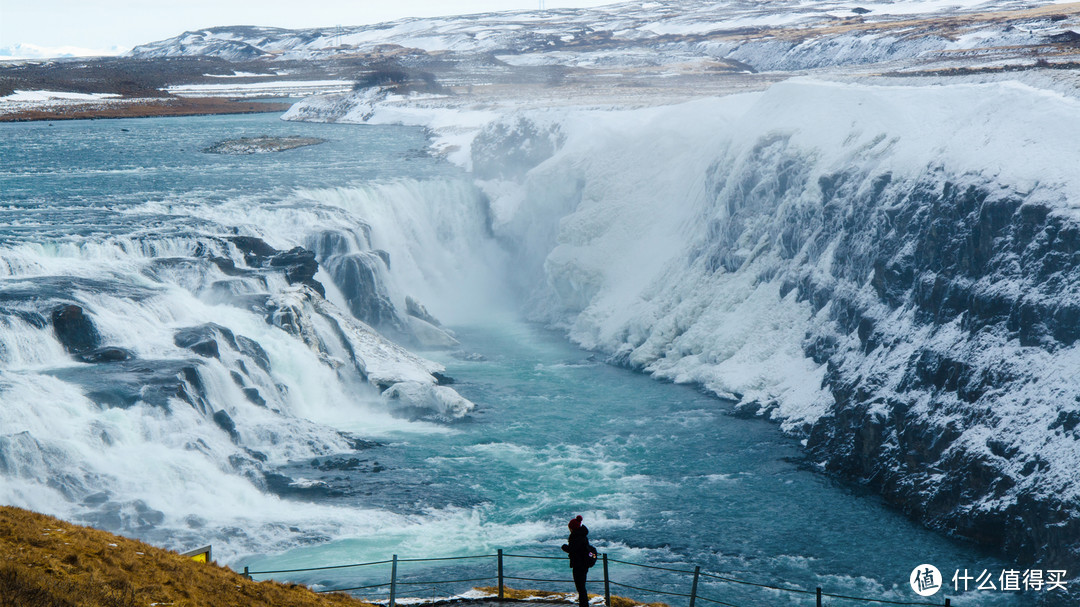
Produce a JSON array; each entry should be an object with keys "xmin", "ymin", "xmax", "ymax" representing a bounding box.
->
[{"xmin": 561, "ymin": 515, "xmax": 598, "ymax": 607}]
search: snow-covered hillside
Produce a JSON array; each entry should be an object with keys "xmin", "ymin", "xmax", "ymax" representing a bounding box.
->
[{"xmin": 130, "ymin": 0, "xmax": 1080, "ymax": 75}]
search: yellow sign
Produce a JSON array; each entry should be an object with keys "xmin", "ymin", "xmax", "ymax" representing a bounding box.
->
[{"xmin": 180, "ymin": 545, "xmax": 212, "ymax": 563}]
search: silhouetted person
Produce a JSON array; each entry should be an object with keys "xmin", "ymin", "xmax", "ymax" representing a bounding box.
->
[{"xmin": 561, "ymin": 515, "xmax": 597, "ymax": 607}]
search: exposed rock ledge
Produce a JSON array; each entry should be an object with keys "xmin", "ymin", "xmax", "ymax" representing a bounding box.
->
[{"xmin": 202, "ymin": 135, "xmax": 327, "ymax": 155}]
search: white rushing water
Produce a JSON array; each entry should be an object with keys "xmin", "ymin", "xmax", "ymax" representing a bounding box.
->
[{"xmin": 0, "ymin": 116, "xmax": 512, "ymax": 559}]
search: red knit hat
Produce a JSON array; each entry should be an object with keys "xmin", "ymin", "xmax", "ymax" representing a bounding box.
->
[{"xmin": 568, "ymin": 515, "xmax": 583, "ymax": 531}]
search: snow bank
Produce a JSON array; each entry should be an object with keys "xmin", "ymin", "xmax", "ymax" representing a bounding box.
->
[
  {"xmin": 0, "ymin": 90, "xmax": 145, "ymax": 117},
  {"xmin": 0, "ymin": 90, "xmax": 121, "ymax": 102},
  {"xmin": 165, "ymin": 80, "xmax": 352, "ymax": 98}
]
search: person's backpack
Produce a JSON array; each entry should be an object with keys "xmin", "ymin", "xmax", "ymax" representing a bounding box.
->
[{"xmin": 587, "ymin": 546, "xmax": 599, "ymax": 568}]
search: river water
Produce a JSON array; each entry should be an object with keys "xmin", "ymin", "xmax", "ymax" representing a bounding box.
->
[{"xmin": 0, "ymin": 112, "xmax": 1031, "ymax": 606}]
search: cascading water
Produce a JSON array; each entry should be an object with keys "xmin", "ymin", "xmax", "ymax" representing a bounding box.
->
[{"xmin": 0, "ymin": 114, "xmax": 504, "ymax": 560}]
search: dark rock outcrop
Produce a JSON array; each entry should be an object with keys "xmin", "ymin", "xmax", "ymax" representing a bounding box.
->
[
  {"xmin": 76, "ymin": 347, "xmax": 133, "ymax": 363},
  {"xmin": 174, "ymin": 324, "xmax": 272, "ymax": 386},
  {"xmin": 269, "ymin": 246, "xmax": 325, "ymax": 296},
  {"xmin": 174, "ymin": 324, "xmax": 229, "ymax": 359},
  {"xmin": 223, "ymin": 236, "xmax": 326, "ymax": 297},
  {"xmin": 241, "ymin": 387, "xmax": 267, "ymax": 407},
  {"xmin": 202, "ymin": 135, "xmax": 326, "ymax": 155},
  {"xmin": 406, "ymin": 296, "xmax": 441, "ymax": 327},
  {"xmin": 777, "ymin": 171, "xmax": 1080, "ymax": 588},
  {"xmin": 43, "ymin": 360, "xmax": 208, "ymax": 412},
  {"xmin": 235, "ymin": 335, "xmax": 270, "ymax": 372},
  {"xmin": 322, "ymin": 251, "xmax": 403, "ymax": 333},
  {"xmin": 227, "ymin": 235, "xmax": 277, "ymax": 264},
  {"xmin": 51, "ymin": 305, "xmax": 100, "ymax": 354},
  {"xmin": 213, "ymin": 409, "xmax": 240, "ymax": 442}
]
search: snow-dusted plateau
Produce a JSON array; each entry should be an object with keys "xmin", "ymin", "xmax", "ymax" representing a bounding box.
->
[{"xmin": 4, "ymin": 0, "xmax": 1080, "ymax": 604}]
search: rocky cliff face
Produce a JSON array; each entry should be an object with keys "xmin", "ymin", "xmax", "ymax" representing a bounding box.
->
[
  {"xmin": 799, "ymin": 172, "xmax": 1080, "ymax": 574},
  {"xmin": 728, "ymin": 153, "xmax": 1080, "ymax": 573},
  {"xmin": 462, "ymin": 80, "xmax": 1080, "ymax": 602}
]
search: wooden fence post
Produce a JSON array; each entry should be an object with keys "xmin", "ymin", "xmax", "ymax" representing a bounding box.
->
[
  {"xmin": 603, "ymin": 554, "xmax": 611, "ymax": 607},
  {"xmin": 498, "ymin": 549, "xmax": 505, "ymax": 600},
  {"xmin": 242, "ymin": 566, "xmax": 251, "ymax": 580},
  {"xmin": 816, "ymin": 587, "xmax": 822, "ymax": 607},
  {"xmin": 390, "ymin": 554, "xmax": 398, "ymax": 607},
  {"xmin": 689, "ymin": 566, "xmax": 700, "ymax": 607}
]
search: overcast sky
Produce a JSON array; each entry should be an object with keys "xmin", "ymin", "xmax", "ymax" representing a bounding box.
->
[{"xmin": 0, "ymin": 0, "xmax": 619, "ymax": 58}]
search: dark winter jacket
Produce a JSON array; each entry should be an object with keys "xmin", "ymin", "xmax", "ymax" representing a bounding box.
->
[{"xmin": 561, "ymin": 525, "xmax": 597, "ymax": 569}]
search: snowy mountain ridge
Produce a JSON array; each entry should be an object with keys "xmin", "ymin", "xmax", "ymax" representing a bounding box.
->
[{"xmin": 130, "ymin": 0, "xmax": 1080, "ymax": 75}]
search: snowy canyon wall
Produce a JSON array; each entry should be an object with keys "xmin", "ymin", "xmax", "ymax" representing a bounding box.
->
[{"xmin": 458, "ymin": 80, "xmax": 1080, "ymax": 575}]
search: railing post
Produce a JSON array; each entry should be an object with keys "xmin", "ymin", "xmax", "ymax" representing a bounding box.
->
[
  {"xmin": 603, "ymin": 554, "xmax": 611, "ymax": 607},
  {"xmin": 498, "ymin": 549, "xmax": 505, "ymax": 600},
  {"xmin": 816, "ymin": 587, "xmax": 822, "ymax": 607},
  {"xmin": 242, "ymin": 566, "xmax": 251, "ymax": 580},
  {"xmin": 944, "ymin": 599, "xmax": 950, "ymax": 607},
  {"xmin": 390, "ymin": 554, "xmax": 398, "ymax": 607},
  {"xmin": 689, "ymin": 565, "xmax": 700, "ymax": 607}
]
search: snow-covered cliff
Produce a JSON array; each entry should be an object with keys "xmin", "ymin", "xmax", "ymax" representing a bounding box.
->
[
  {"xmin": 288, "ymin": 77, "xmax": 1080, "ymax": 590},
  {"xmin": 509, "ymin": 79, "xmax": 1080, "ymax": 582}
]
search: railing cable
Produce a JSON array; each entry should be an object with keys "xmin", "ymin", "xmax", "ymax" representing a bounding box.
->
[
  {"xmin": 397, "ymin": 555, "xmax": 498, "ymax": 563},
  {"xmin": 247, "ymin": 551, "xmax": 951, "ymax": 607},
  {"xmin": 248, "ymin": 558, "xmax": 393, "ymax": 576},
  {"xmin": 606, "ymin": 558, "xmax": 698, "ymax": 575},
  {"xmin": 609, "ymin": 579, "xmax": 695, "ymax": 600},
  {"xmin": 697, "ymin": 570, "xmax": 816, "ymax": 595},
  {"xmin": 315, "ymin": 581, "xmax": 391, "ymax": 593}
]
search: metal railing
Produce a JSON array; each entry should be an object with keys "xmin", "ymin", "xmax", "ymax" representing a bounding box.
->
[{"xmin": 241, "ymin": 550, "xmax": 955, "ymax": 607}]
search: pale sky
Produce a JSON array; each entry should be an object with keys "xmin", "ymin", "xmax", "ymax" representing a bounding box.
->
[{"xmin": 0, "ymin": 0, "xmax": 619, "ymax": 58}]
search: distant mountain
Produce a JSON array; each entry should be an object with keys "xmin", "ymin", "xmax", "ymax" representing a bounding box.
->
[{"xmin": 129, "ymin": 0, "xmax": 1080, "ymax": 74}]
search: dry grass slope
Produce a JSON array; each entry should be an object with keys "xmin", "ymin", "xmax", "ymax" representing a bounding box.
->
[
  {"xmin": 0, "ymin": 507, "xmax": 671, "ymax": 607},
  {"xmin": 0, "ymin": 98, "xmax": 292, "ymax": 122},
  {"xmin": 0, "ymin": 506, "xmax": 372, "ymax": 607}
]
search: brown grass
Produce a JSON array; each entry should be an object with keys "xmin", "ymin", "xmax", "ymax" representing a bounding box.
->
[
  {"xmin": 0, "ymin": 507, "xmax": 674, "ymax": 607},
  {"xmin": 0, "ymin": 98, "xmax": 292, "ymax": 122},
  {"xmin": 473, "ymin": 586, "xmax": 669, "ymax": 607},
  {"xmin": 0, "ymin": 506, "xmax": 373, "ymax": 607}
]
